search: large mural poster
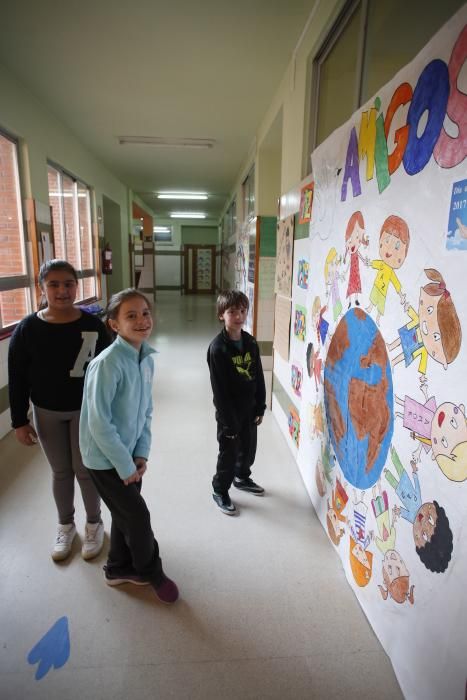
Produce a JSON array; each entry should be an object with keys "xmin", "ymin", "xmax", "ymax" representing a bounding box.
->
[{"xmin": 290, "ymin": 10, "xmax": 467, "ymax": 700}]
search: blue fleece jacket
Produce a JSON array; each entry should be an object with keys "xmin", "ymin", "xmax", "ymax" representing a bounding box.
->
[{"xmin": 79, "ymin": 334, "xmax": 155, "ymax": 480}]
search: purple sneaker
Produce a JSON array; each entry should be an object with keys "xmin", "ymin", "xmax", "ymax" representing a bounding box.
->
[
  {"xmin": 104, "ymin": 566, "xmax": 150, "ymax": 587},
  {"xmin": 152, "ymin": 574, "xmax": 179, "ymax": 604}
]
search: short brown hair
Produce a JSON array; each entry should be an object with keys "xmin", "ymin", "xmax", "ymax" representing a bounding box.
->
[
  {"xmin": 216, "ymin": 290, "xmax": 249, "ymax": 318},
  {"xmin": 379, "ymin": 214, "xmax": 410, "ymax": 249}
]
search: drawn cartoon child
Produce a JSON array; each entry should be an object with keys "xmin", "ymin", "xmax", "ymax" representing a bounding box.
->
[
  {"xmin": 297, "ymin": 259, "xmax": 309, "ymax": 288},
  {"xmin": 291, "ymin": 364, "xmax": 303, "ymax": 397},
  {"xmin": 431, "ymin": 402, "xmax": 467, "ymax": 482},
  {"xmin": 294, "ymin": 307, "xmax": 306, "ymax": 341},
  {"xmin": 371, "ymin": 480, "xmax": 396, "ymax": 555},
  {"xmin": 385, "ymin": 446, "xmax": 453, "ymax": 573},
  {"xmin": 288, "ymin": 407, "xmax": 300, "ymax": 448},
  {"xmin": 365, "ymin": 214, "xmax": 409, "ymax": 326},
  {"xmin": 306, "ymin": 342, "xmax": 323, "ymax": 392},
  {"xmin": 315, "ymin": 439, "xmax": 334, "ymax": 497},
  {"xmin": 348, "ymin": 490, "xmax": 374, "ymax": 587},
  {"xmin": 324, "ymin": 248, "xmax": 343, "ymax": 322},
  {"xmin": 326, "ymin": 477, "xmax": 348, "ymax": 546},
  {"xmin": 387, "ymin": 268, "xmax": 461, "ymax": 385},
  {"xmin": 378, "ymin": 550, "xmax": 414, "ymax": 605},
  {"xmin": 395, "ymin": 394, "xmax": 467, "ymax": 482},
  {"xmin": 276, "ymin": 222, "xmax": 292, "ymax": 291},
  {"xmin": 311, "ymin": 296, "xmax": 330, "ymax": 349},
  {"xmin": 343, "ymin": 210, "xmax": 369, "ymax": 308}
]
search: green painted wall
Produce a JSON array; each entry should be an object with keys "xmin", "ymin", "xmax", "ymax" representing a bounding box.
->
[
  {"xmin": 181, "ymin": 226, "xmax": 218, "ymax": 245},
  {"xmin": 259, "ymin": 216, "xmax": 277, "ymax": 256}
]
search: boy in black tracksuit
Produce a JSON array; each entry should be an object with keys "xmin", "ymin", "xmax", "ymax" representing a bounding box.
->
[{"xmin": 207, "ymin": 290, "xmax": 266, "ymax": 515}]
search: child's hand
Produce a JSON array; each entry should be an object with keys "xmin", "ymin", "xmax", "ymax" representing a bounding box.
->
[
  {"xmin": 254, "ymin": 416, "xmax": 263, "ymax": 425},
  {"xmin": 15, "ymin": 424, "xmax": 38, "ymax": 446},
  {"xmin": 134, "ymin": 457, "xmax": 147, "ymax": 477},
  {"xmin": 124, "ymin": 469, "xmax": 141, "ymax": 486}
]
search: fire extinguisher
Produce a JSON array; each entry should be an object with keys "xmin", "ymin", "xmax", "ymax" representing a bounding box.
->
[{"xmin": 102, "ymin": 242, "xmax": 112, "ymax": 275}]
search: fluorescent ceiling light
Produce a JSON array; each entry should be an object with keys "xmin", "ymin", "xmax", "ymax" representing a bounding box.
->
[
  {"xmin": 153, "ymin": 226, "xmax": 171, "ymax": 233},
  {"xmin": 170, "ymin": 212, "xmax": 206, "ymax": 219},
  {"xmin": 157, "ymin": 193, "xmax": 208, "ymax": 200},
  {"xmin": 118, "ymin": 136, "xmax": 215, "ymax": 149}
]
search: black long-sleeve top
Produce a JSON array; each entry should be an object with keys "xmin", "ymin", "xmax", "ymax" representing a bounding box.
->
[
  {"xmin": 8, "ymin": 311, "xmax": 109, "ymax": 428},
  {"xmin": 207, "ymin": 328, "xmax": 266, "ymax": 434}
]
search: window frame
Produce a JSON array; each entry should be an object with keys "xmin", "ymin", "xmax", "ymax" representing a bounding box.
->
[
  {"xmin": 0, "ymin": 126, "xmax": 32, "ymax": 336},
  {"xmin": 47, "ymin": 160, "xmax": 99, "ymax": 305},
  {"xmin": 307, "ymin": 0, "xmax": 368, "ymax": 161},
  {"xmin": 242, "ymin": 167, "xmax": 255, "ymax": 224}
]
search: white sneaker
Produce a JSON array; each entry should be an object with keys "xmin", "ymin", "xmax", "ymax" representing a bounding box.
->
[
  {"xmin": 51, "ymin": 523, "xmax": 76, "ymax": 561},
  {"xmin": 81, "ymin": 521, "xmax": 105, "ymax": 560}
]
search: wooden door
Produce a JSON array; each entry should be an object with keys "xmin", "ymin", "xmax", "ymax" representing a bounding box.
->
[{"xmin": 184, "ymin": 245, "xmax": 215, "ymax": 293}]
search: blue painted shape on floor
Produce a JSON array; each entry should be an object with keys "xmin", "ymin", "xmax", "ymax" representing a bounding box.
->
[{"xmin": 27, "ymin": 616, "xmax": 70, "ymax": 680}]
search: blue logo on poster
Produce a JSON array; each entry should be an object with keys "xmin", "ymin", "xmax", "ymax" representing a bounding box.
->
[{"xmin": 447, "ymin": 178, "xmax": 467, "ymax": 251}]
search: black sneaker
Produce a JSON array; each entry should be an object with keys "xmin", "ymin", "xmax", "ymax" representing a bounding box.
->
[
  {"xmin": 233, "ymin": 477, "xmax": 265, "ymax": 496},
  {"xmin": 104, "ymin": 565, "xmax": 150, "ymax": 587},
  {"xmin": 212, "ymin": 492, "xmax": 237, "ymax": 515}
]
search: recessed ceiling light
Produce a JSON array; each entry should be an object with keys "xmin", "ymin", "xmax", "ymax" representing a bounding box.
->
[
  {"xmin": 170, "ymin": 212, "xmax": 206, "ymax": 219},
  {"xmin": 153, "ymin": 226, "xmax": 171, "ymax": 233},
  {"xmin": 157, "ymin": 193, "xmax": 208, "ymax": 200},
  {"xmin": 118, "ymin": 136, "xmax": 215, "ymax": 149}
]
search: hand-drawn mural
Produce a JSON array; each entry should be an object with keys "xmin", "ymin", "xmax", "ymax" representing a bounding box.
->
[{"xmin": 271, "ymin": 11, "xmax": 467, "ymax": 700}]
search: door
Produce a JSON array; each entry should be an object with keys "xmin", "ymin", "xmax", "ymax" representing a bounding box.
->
[{"xmin": 184, "ymin": 244, "xmax": 215, "ymax": 293}]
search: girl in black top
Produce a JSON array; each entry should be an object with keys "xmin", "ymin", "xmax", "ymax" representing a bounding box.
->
[{"xmin": 8, "ymin": 259, "xmax": 109, "ymax": 562}]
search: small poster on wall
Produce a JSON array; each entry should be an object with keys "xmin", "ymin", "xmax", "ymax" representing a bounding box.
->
[
  {"xmin": 273, "ymin": 294, "xmax": 291, "ymax": 362},
  {"xmin": 274, "ymin": 214, "xmax": 295, "ymax": 297},
  {"xmin": 298, "ymin": 182, "xmax": 314, "ymax": 224}
]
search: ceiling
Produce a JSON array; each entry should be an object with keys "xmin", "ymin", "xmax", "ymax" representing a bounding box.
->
[{"xmin": 0, "ymin": 0, "xmax": 315, "ymax": 221}]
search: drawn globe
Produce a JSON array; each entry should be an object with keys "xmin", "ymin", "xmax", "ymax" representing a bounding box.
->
[{"xmin": 324, "ymin": 308, "xmax": 394, "ymax": 489}]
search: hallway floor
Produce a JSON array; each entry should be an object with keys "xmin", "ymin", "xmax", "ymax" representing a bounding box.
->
[{"xmin": 0, "ymin": 293, "xmax": 402, "ymax": 700}]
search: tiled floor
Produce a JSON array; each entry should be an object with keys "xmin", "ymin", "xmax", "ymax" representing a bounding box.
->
[{"xmin": 0, "ymin": 293, "xmax": 402, "ymax": 699}]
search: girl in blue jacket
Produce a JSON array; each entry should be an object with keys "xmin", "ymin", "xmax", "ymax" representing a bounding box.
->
[{"xmin": 79, "ymin": 289, "xmax": 178, "ymax": 604}]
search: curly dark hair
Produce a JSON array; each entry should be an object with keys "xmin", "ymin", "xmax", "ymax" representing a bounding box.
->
[
  {"xmin": 216, "ymin": 290, "xmax": 249, "ymax": 318},
  {"xmin": 415, "ymin": 501, "xmax": 453, "ymax": 573}
]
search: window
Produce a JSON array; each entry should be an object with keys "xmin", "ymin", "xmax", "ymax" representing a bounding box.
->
[
  {"xmin": 222, "ymin": 198, "xmax": 237, "ymax": 243},
  {"xmin": 0, "ymin": 129, "xmax": 31, "ymax": 331},
  {"xmin": 313, "ymin": 2, "xmax": 362, "ymax": 149},
  {"xmin": 309, "ymin": 0, "xmax": 465, "ymax": 154},
  {"xmin": 47, "ymin": 164, "xmax": 97, "ymax": 302},
  {"xmin": 153, "ymin": 225, "xmax": 173, "ymax": 244},
  {"xmin": 242, "ymin": 167, "xmax": 255, "ymax": 223}
]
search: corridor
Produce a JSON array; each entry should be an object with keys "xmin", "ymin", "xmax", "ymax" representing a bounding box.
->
[{"xmin": 0, "ymin": 293, "xmax": 402, "ymax": 699}]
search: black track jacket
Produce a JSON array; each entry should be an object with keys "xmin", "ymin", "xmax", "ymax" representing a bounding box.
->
[{"xmin": 207, "ymin": 328, "xmax": 266, "ymax": 434}]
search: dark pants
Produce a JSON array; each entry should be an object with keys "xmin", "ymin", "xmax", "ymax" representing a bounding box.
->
[
  {"xmin": 212, "ymin": 415, "xmax": 257, "ymax": 495},
  {"xmin": 88, "ymin": 468, "xmax": 163, "ymax": 585}
]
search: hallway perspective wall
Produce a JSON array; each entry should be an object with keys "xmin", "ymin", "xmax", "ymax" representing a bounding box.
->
[
  {"xmin": 0, "ymin": 63, "xmax": 130, "ymax": 441},
  {"xmin": 154, "ymin": 219, "xmax": 219, "ymax": 290},
  {"xmin": 272, "ymin": 10, "xmax": 467, "ymax": 699}
]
